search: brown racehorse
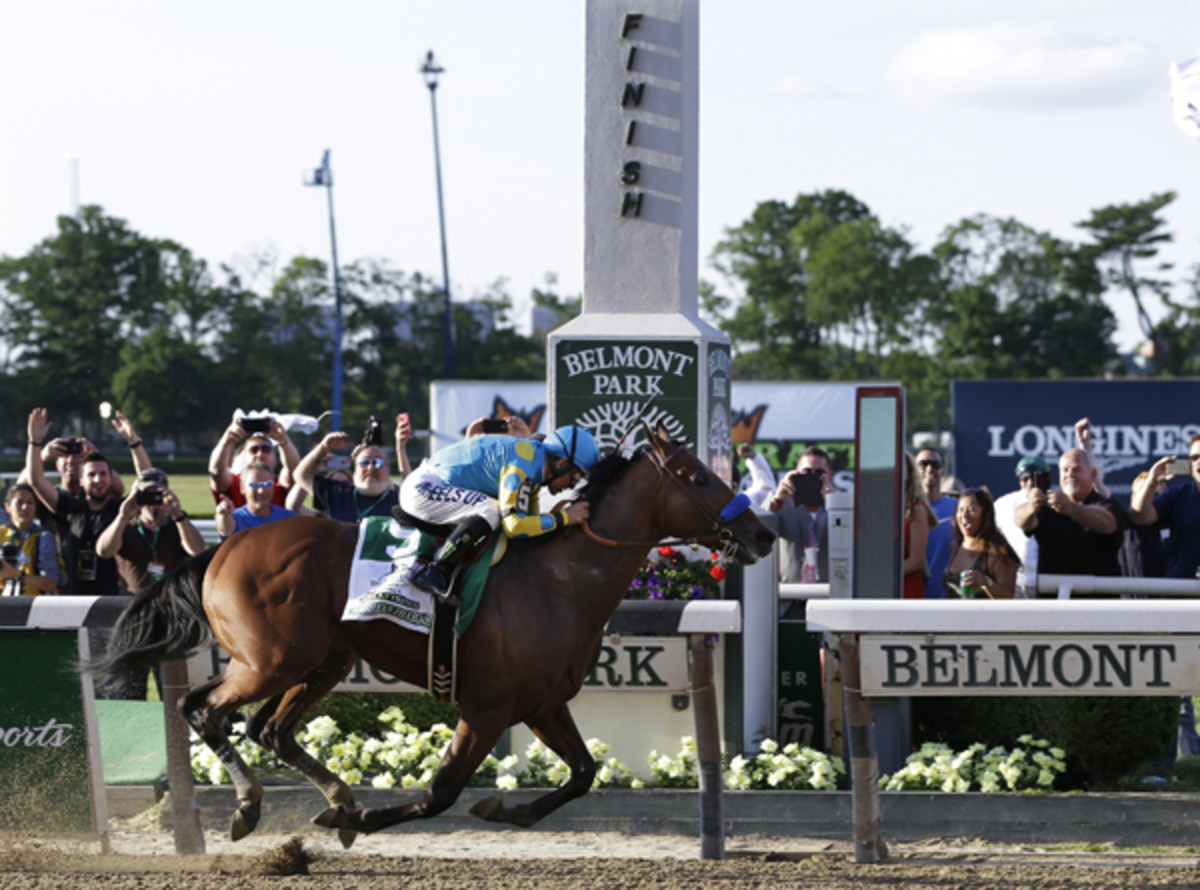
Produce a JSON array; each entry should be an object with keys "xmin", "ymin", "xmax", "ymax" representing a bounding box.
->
[{"xmin": 88, "ymin": 428, "xmax": 775, "ymax": 845}]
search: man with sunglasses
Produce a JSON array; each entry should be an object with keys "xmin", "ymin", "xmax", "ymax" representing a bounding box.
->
[
  {"xmin": 293, "ymin": 413, "xmax": 414, "ymax": 522},
  {"xmin": 397, "ymin": 424, "xmax": 601, "ymax": 602},
  {"xmin": 1129, "ymin": 435, "xmax": 1200, "ymax": 581},
  {"xmin": 215, "ymin": 462, "xmax": 296, "ymax": 538},
  {"xmin": 208, "ymin": 412, "xmax": 300, "ymax": 510},
  {"xmin": 915, "ymin": 447, "xmax": 957, "ymax": 598}
]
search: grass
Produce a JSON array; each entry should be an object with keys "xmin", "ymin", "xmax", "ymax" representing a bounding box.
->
[{"xmin": 169, "ymin": 474, "xmax": 216, "ymax": 519}]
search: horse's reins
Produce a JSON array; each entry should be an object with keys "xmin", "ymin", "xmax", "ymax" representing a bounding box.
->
[{"xmin": 580, "ymin": 445, "xmax": 752, "ymax": 558}]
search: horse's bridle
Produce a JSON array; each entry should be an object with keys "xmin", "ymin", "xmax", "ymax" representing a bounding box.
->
[{"xmin": 580, "ymin": 445, "xmax": 752, "ymax": 559}]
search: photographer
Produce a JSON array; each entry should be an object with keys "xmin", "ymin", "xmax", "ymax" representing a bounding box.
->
[
  {"xmin": 96, "ymin": 468, "xmax": 206, "ymax": 591},
  {"xmin": 1014, "ymin": 448, "xmax": 1125, "ymax": 580},
  {"xmin": 767, "ymin": 446, "xmax": 836, "ymax": 591},
  {"xmin": 292, "ymin": 413, "xmax": 413, "ymax": 522},
  {"xmin": 25, "ymin": 407, "xmax": 146, "ymax": 597},
  {"xmin": 208, "ymin": 410, "xmax": 300, "ymax": 509},
  {"xmin": 0, "ymin": 483, "xmax": 63, "ymax": 596}
]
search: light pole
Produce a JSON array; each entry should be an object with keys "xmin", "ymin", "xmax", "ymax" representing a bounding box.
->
[
  {"xmin": 304, "ymin": 149, "xmax": 345, "ymax": 429},
  {"xmin": 421, "ymin": 50, "xmax": 457, "ymax": 379}
]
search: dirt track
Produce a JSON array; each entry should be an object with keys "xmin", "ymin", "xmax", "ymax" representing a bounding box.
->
[
  {"xmin": 4, "ymin": 819, "xmax": 1200, "ymax": 889},
  {"xmin": 7, "ymin": 820, "xmax": 1200, "ymax": 890}
]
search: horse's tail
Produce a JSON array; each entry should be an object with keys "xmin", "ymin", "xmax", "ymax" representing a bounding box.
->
[{"xmin": 83, "ymin": 546, "xmax": 221, "ymax": 682}]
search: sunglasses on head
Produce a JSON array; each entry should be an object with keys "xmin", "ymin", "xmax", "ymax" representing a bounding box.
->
[
  {"xmin": 357, "ymin": 457, "xmax": 386, "ymax": 469},
  {"xmin": 247, "ymin": 480, "xmax": 274, "ymax": 490}
]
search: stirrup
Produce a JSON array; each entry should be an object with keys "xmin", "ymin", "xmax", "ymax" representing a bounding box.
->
[{"xmin": 411, "ymin": 563, "xmax": 461, "ymax": 608}]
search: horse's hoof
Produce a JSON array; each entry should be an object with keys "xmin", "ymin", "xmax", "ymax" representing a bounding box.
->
[
  {"xmin": 312, "ymin": 805, "xmax": 347, "ymax": 830},
  {"xmin": 468, "ymin": 796, "xmax": 503, "ymax": 822},
  {"xmin": 230, "ymin": 800, "xmax": 261, "ymax": 841}
]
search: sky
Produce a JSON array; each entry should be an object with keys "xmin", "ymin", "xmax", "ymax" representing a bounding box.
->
[{"xmin": 2, "ymin": 1, "xmax": 1198, "ymax": 353}]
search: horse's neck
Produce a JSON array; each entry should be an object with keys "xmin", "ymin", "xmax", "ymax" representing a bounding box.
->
[{"xmin": 582, "ymin": 459, "xmax": 664, "ymax": 608}]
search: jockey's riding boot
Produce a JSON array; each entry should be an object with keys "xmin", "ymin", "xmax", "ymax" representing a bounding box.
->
[{"xmin": 410, "ymin": 516, "xmax": 494, "ymax": 605}]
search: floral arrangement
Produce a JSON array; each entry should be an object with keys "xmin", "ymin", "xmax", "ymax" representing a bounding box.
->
[
  {"xmin": 625, "ymin": 545, "xmax": 725, "ymax": 601},
  {"xmin": 880, "ymin": 735, "xmax": 1067, "ymax": 793}
]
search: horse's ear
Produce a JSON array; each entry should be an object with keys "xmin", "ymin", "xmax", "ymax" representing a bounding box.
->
[{"xmin": 643, "ymin": 421, "xmax": 670, "ymax": 457}]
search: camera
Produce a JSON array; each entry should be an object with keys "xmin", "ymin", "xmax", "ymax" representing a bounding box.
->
[
  {"xmin": 363, "ymin": 416, "xmax": 384, "ymax": 448},
  {"xmin": 240, "ymin": 416, "xmax": 272, "ymax": 434},
  {"xmin": 60, "ymin": 438, "xmax": 83, "ymax": 455},
  {"xmin": 790, "ymin": 472, "xmax": 825, "ymax": 508},
  {"xmin": 135, "ymin": 488, "xmax": 164, "ymax": 506},
  {"xmin": 481, "ymin": 418, "xmax": 509, "ymax": 434},
  {"xmin": 1034, "ymin": 473, "xmax": 1051, "ymax": 492},
  {"xmin": 1, "ymin": 543, "xmax": 19, "ymax": 567}
]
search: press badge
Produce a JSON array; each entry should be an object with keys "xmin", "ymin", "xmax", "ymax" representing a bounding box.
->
[{"xmin": 148, "ymin": 561, "xmax": 165, "ymax": 582}]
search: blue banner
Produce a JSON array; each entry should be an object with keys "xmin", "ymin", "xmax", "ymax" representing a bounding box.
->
[{"xmin": 952, "ymin": 379, "xmax": 1200, "ymax": 498}]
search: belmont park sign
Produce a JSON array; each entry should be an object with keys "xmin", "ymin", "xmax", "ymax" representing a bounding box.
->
[{"xmin": 860, "ymin": 635, "xmax": 1200, "ymax": 696}]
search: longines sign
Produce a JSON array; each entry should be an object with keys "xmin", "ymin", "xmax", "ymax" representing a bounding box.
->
[{"xmin": 860, "ymin": 635, "xmax": 1200, "ymax": 696}]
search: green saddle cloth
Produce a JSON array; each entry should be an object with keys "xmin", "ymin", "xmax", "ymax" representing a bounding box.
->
[{"xmin": 358, "ymin": 516, "xmax": 494, "ymax": 637}]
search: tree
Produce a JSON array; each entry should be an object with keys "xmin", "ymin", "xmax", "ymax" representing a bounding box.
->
[
  {"xmin": 1076, "ymin": 192, "xmax": 1176, "ymax": 362},
  {"xmin": 706, "ymin": 190, "xmax": 872, "ymax": 378},
  {"xmin": 0, "ymin": 206, "xmax": 216, "ymax": 437},
  {"xmin": 931, "ymin": 215, "xmax": 1117, "ymax": 380}
]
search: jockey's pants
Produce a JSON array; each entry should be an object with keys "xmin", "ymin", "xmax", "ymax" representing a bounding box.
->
[{"xmin": 399, "ymin": 461, "xmax": 502, "ymax": 531}]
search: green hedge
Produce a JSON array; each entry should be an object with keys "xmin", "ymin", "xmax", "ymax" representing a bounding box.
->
[{"xmin": 913, "ymin": 695, "xmax": 1177, "ymax": 788}]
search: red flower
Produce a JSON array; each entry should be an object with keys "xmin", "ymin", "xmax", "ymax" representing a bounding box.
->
[
  {"xmin": 657, "ymin": 546, "xmax": 678, "ymax": 558},
  {"xmin": 710, "ymin": 565, "xmax": 727, "ymax": 581},
  {"xmin": 709, "ymin": 551, "xmax": 720, "ymax": 562}
]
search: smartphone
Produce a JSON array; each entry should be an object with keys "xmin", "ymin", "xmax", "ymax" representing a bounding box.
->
[
  {"xmin": 791, "ymin": 472, "xmax": 825, "ymax": 508},
  {"xmin": 481, "ymin": 418, "xmax": 509, "ymax": 434},
  {"xmin": 1035, "ymin": 473, "xmax": 1051, "ymax": 492},
  {"xmin": 60, "ymin": 438, "xmax": 83, "ymax": 455},
  {"xmin": 240, "ymin": 416, "xmax": 271, "ymax": 434},
  {"xmin": 1167, "ymin": 458, "xmax": 1192, "ymax": 477}
]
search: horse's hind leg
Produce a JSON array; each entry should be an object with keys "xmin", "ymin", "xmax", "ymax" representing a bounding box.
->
[
  {"xmin": 181, "ymin": 677, "xmax": 266, "ymax": 841},
  {"xmin": 470, "ymin": 702, "xmax": 596, "ymax": 828},
  {"xmin": 245, "ymin": 645, "xmax": 361, "ymax": 848}
]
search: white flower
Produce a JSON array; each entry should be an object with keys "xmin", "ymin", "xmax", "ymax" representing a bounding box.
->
[{"xmin": 371, "ymin": 773, "xmax": 396, "ymax": 789}]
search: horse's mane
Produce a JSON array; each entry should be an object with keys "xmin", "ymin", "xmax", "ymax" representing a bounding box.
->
[{"xmin": 582, "ymin": 450, "xmax": 637, "ymax": 509}]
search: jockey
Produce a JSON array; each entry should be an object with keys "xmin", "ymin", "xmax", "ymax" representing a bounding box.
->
[{"xmin": 397, "ymin": 425, "xmax": 602, "ymax": 602}]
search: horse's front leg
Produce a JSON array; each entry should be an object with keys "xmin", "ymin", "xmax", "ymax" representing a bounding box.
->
[
  {"xmin": 316, "ymin": 711, "xmax": 506, "ymax": 836},
  {"xmin": 469, "ymin": 702, "xmax": 596, "ymax": 828}
]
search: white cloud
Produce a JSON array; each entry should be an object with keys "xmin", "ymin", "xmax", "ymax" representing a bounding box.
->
[
  {"xmin": 886, "ymin": 22, "xmax": 1154, "ymax": 108},
  {"xmin": 769, "ymin": 76, "xmax": 842, "ymax": 99}
]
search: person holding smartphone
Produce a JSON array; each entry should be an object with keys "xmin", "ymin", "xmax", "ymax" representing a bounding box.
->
[
  {"xmin": 292, "ymin": 412, "xmax": 414, "ymax": 522},
  {"xmin": 1129, "ymin": 434, "xmax": 1200, "ymax": 580},
  {"xmin": 766, "ymin": 446, "xmax": 836, "ymax": 599},
  {"xmin": 207, "ymin": 410, "xmax": 301, "ymax": 510}
]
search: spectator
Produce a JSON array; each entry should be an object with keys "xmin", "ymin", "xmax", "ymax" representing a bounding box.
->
[
  {"xmin": 96, "ymin": 468, "xmax": 206, "ymax": 592},
  {"xmin": 19, "ymin": 414, "xmax": 136, "ymax": 528},
  {"xmin": 902, "ymin": 453, "xmax": 937, "ymax": 599},
  {"xmin": 0, "ymin": 483, "xmax": 63, "ymax": 596},
  {"xmin": 208, "ymin": 412, "xmax": 300, "ymax": 510},
  {"xmin": 1014, "ymin": 447, "xmax": 1125, "ymax": 581},
  {"xmin": 95, "ymin": 468, "xmax": 206, "ymax": 699},
  {"xmin": 736, "ymin": 443, "xmax": 777, "ymax": 510},
  {"xmin": 215, "ymin": 461, "xmax": 297, "ymax": 538},
  {"xmin": 1129, "ymin": 442, "xmax": 1200, "ymax": 580},
  {"xmin": 293, "ymin": 413, "xmax": 414, "ymax": 522},
  {"xmin": 25, "ymin": 408, "xmax": 149, "ymax": 596},
  {"xmin": 915, "ymin": 446, "xmax": 957, "ymax": 598},
  {"xmin": 1128, "ymin": 470, "xmax": 1169, "ymax": 579},
  {"xmin": 764, "ymin": 446, "xmax": 836, "ymax": 585},
  {"xmin": 994, "ymin": 454, "xmax": 1050, "ymax": 582},
  {"xmin": 943, "ymin": 487, "xmax": 1019, "ymax": 599}
]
